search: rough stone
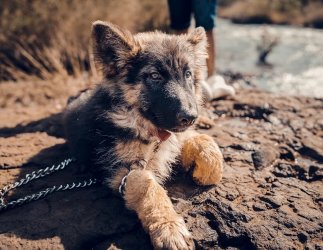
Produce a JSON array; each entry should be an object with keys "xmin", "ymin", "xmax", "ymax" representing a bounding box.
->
[{"xmin": 0, "ymin": 79, "xmax": 322, "ymax": 250}]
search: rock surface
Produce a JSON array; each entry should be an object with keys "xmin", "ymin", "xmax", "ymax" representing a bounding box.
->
[{"xmin": 0, "ymin": 78, "xmax": 322, "ymax": 250}]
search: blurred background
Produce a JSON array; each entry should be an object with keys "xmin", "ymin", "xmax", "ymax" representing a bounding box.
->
[{"xmin": 0, "ymin": 0, "xmax": 323, "ymax": 97}]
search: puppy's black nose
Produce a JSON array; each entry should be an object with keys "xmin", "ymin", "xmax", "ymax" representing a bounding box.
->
[{"xmin": 176, "ymin": 111, "xmax": 197, "ymax": 127}]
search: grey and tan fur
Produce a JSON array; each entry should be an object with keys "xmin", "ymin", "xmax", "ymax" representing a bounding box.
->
[{"xmin": 63, "ymin": 21, "xmax": 223, "ymax": 250}]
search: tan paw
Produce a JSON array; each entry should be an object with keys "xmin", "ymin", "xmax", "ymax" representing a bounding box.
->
[
  {"xmin": 182, "ymin": 134, "xmax": 223, "ymax": 185},
  {"xmin": 150, "ymin": 218, "xmax": 195, "ymax": 250}
]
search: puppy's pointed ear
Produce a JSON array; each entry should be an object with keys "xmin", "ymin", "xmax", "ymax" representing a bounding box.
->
[
  {"xmin": 187, "ymin": 27, "xmax": 208, "ymax": 61},
  {"xmin": 187, "ymin": 27, "xmax": 207, "ymax": 46},
  {"xmin": 187, "ymin": 27, "xmax": 208, "ymax": 79},
  {"xmin": 92, "ymin": 21, "xmax": 139, "ymax": 77}
]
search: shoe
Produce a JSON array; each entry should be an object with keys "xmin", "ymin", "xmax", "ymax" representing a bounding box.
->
[
  {"xmin": 205, "ymin": 75, "xmax": 235, "ymax": 100},
  {"xmin": 201, "ymin": 79, "xmax": 213, "ymax": 101}
]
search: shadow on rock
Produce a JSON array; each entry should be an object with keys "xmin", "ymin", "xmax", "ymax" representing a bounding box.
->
[{"xmin": 0, "ymin": 113, "xmax": 65, "ymax": 139}]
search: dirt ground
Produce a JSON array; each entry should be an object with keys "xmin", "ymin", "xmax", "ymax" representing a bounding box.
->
[{"xmin": 0, "ymin": 76, "xmax": 322, "ymax": 250}]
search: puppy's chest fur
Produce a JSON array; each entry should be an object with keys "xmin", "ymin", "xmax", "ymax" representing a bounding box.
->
[{"xmin": 111, "ymin": 110, "xmax": 182, "ymax": 182}]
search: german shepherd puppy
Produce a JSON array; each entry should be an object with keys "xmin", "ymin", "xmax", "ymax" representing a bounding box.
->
[{"xmin": 64, "ymin": 21, "xmax": 223, "ymax": 250}]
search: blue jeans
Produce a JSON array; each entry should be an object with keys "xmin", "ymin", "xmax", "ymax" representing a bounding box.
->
[{"xmin": 168, "ymin": 0, "xmax": 217, "ymax": 31}]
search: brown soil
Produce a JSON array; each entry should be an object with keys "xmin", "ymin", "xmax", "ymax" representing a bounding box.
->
[{"xmin": 0, "ymin": 77, "xmax": 322, "ymax": 249}]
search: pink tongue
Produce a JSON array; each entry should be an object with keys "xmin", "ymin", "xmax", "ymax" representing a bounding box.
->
[{"xmin": 157, "ymin": 129, "xmax": 171, "ymax": 141}]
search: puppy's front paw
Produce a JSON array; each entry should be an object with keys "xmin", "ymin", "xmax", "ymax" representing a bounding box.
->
[
  {"xmin": 182, "ymin": 134, "xmax": 223, "ymax": 185},
  {"xmin": 150, "ymin": 218, "xmax": 195, "ymax": 250}
]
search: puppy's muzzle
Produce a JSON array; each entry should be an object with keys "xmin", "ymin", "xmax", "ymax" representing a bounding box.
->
[{"xmin": 176, "ymin": 111, "xmax": 197, "ymax": 127}]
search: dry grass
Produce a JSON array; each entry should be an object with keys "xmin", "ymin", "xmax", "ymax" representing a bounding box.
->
[
  {"xmin": 0, "ymin": 0, "xmax": 169, "ymax": 82},
  {"xmin": 303, "ymin": 2, "xmax": 323, "ymax": 28},
  {"xmin": 218, "ymin": 0, "xmax": 323, "ymax": 28}
]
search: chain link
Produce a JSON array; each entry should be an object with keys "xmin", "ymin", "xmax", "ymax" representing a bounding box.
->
[{"xmin": 0, "ymin": 158, "xmax": 98, "ymax": 212}]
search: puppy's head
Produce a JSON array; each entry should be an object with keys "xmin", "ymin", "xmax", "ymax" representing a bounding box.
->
[{"xmin": 92, "ymin": 21, "xmax": 207, "ymax": 135}]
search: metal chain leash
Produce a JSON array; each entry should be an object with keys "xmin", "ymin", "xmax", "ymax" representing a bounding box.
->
[{"xmin": 0, "ymin": 158, "xmax": 98, "ymax": 212}]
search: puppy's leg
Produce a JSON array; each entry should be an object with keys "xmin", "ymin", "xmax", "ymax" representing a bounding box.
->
[
  {"xmin": 111, "ymin": 169, "xmax": 194, "ymax": 250},
  {"xmin": 180, "ymin": 130, "xmax": 223, "ymax": 185}
]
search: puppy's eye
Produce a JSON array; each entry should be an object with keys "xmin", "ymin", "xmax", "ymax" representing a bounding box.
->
[
  {"xmin": 150, "ymin": 72, "xmax": 161, "ymax": 80},
  {"xmin": 185, "ymin": 70, "xmax": 192, "ymax": 79}
]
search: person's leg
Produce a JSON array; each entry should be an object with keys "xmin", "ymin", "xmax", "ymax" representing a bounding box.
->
[
  {"xmin": 167, "ymin": 0, "xmax": 192, "ymax": 35},
  {"xmin": 192, "ymin": 0, "xmax": 235, "ymax": 100},
  {"xmin": 192, "ymin": 0, "xmax": 217, "ymax": 77},
  {"xmin": 206, "ymin": 29, "xmax": 216, "ymax": 77}
]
